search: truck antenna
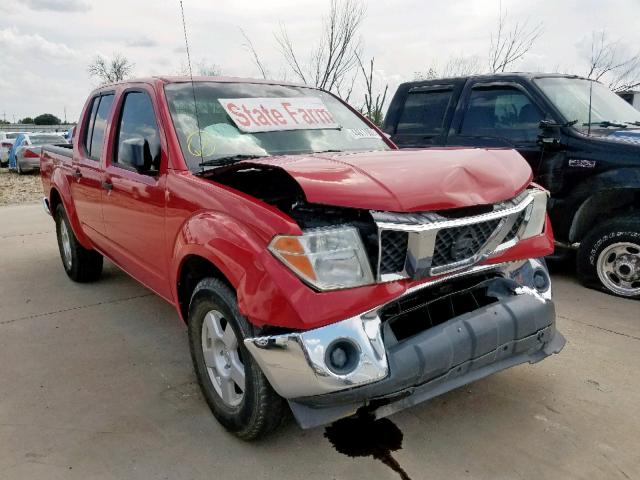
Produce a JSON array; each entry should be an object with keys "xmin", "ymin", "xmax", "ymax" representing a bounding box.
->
[
  {"xmin": 587, "ymin": 78, "xmax": 593, "ymax": 136},
  {"xmin": 179, "ymin": 1, "xmax": 204, "ymax": 166}
]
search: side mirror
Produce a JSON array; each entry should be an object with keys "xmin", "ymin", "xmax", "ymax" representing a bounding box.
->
[
  {"xmin": 120, "ymin": 137, "xmax": 157, "ymax": 173},
  {"xmin": 537, "ymin": 120, "xmax": 563, "ymax": 147}
]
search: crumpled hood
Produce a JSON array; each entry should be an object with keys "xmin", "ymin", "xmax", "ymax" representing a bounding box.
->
[{"xmin": 245, "ymin": 148, "xmax": 532, "ymax": 212}]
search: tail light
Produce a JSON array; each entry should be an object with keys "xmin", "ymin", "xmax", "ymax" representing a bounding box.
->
[
  {"xmin": 1, "ymin": 142, "xmax": 12, "ymax": 149},
  {"xmin": 23, "ymin": 149, "xmax": 40, "ymax": 158}
]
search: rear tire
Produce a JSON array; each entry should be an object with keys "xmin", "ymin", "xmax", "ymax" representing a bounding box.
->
[
  {"xmin": 55, "ymin": 204, "xmax": 103, "ymax": 282},
  {"xmin": 577, "ymin": 216, "xmax": 640, "ymax": 299},
  {"xmin": 188, "ymin": 277, "xmax": 286, "ymax": 440}
]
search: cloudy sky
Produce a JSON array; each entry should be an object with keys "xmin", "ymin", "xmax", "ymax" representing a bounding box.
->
[{"xmin": 1, "ymin": 0, "xmax": 639, "ymax": 123}]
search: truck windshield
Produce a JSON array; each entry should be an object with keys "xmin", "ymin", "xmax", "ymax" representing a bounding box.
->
[
  {"xmin": 535, "ymin": 77, "xmax": 640, "ymax": 130},
  {"xmin": 164, "ymin": 82, "xmax": 389, "ymax": 171}
]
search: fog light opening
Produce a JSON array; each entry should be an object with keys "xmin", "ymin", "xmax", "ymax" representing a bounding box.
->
[
  {"xmin": 533, "ymin": 269, "xmax": 550, "ymax": 292},
  {"xmin": 325, "ymin": 339, "xmax": 360, "ymax": 375}
]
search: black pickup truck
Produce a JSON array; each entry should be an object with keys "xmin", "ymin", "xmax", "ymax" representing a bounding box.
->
[{"xmin": 384, "ymin": 73, "xmax": 640, "ymax": 299}]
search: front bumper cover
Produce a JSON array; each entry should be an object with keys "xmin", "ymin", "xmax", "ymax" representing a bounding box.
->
[{"xmin": 244, "ymin": 259, "xmax": 565, "ymax": 428}]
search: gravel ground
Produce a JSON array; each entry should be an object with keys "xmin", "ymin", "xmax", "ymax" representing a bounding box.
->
[{"xmin": 0, "ymin": 168, "xmax": 43, "ymax": 206}]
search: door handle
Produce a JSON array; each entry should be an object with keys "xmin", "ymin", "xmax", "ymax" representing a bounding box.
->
[
  {"xmin": 102, "ymin": 180, "xmax": 113, "ymax": 191},
  {"xmin": 73, "ymin": 169, "xmax": 82, "ymax": 179}
]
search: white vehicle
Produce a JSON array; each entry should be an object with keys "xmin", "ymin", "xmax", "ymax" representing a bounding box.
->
[
  {"xmin": 14, "ymin": 133, "xmax": 67, "ymax": 174},
  {"xmin": 1, "ymin": 131, "xmax": 29, "ymax": 167}
]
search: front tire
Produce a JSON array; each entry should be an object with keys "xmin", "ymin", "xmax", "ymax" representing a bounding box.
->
[
  {"xmin": 55, "ymin": 204, "xmax": 103, "ymax": 282},
  {"xmin": 188, "ymin": 278, "xmax": 286, "ymax": 440},
  {"xmin": 577, "ymin": 216, "xmax": 640, "ymax": 299}
]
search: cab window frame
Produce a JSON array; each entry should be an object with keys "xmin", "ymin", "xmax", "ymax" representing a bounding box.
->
[
  {"xmin": 110, "ymin": 88, "xmax": 163, "ymax": 176},
  {"xmin": 82, "ymin": 92, "xmax": 115, "ymax": 162},
  {"xmin": 457, "ymin": 83, "xmax": 544, "ymax": 145},
  {"xmin": 393, "ymin": 85, "xmax": 455, "ymax": 144}
]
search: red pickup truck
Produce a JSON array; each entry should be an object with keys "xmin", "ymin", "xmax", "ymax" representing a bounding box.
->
[{"xmin": 40, "ymin": 76, "xmax": 564, "ymax": 439}]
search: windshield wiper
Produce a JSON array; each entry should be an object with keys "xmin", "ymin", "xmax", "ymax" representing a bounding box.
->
[
  {"xmin": 311, "ymin": 149, "xmax": 344, "ymax": 154},
  {"xmin": 582, "ymin": 120, "xmax": 628, "ymax": 128},
  {"xmin": 540, "ymin": 119, "xmax": 578, "ymax": 128},
  {"xmin": 624, "ymin": 121, "xmax": 640, "ymax": 127},
  {"xmin": 199, "ymin": 154, "xmax": 268, "ymax": 168}
]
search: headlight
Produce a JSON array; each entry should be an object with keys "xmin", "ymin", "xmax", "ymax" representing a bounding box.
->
[
  {"xmin": 269, "ymin": 226, "xmax": 374, "ymax": 290},
  {"xmin": 521, "ymin": 188, "xmax": 548, "ymax": 239}
]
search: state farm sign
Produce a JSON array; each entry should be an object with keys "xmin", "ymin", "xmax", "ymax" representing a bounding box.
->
[{"xmin": 218, "ymin": 97, "xmax": 340, "ymax": 133}]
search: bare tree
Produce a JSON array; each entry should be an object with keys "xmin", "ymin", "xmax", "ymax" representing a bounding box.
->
[
  {"xmin": 587, "ymin": 31, "xmax": 640, "ymax": 92},
  {"xmin": 240, "ymin": 28, "xmax": 269, "ymax": 79},
  {"xmin": 275, "ymin": 0, "xmax": 365, "ymax": 94},
  {"xmin": 357, "ymin": 55, "xmax": 388, "ymax": 126},
  {"xmin": 414, "ymin": 55, "xmax": 482, "ymax": 80},
  {"xmin": 88, "ymin": 53, "xmax": 134, "ymax": 84},
  {"xmin": 489, "ymin": 6, "xmax": 543, "ymax": 73}
]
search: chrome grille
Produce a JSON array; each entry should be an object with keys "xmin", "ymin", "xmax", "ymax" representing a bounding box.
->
[
  {"xmin": 431, "ymin": 219, "xmax": 502, "ymax": 267},
  {"xmin": 503, "ymin": 210, "xmax": 526, "ymax": 243},
  {"xmin": 380, "ymin": 230, "xmax": 408, "ymax": 274},
  {"xmin": 373, "ymin": 191, "xmax": 535, "ymax": 281}
]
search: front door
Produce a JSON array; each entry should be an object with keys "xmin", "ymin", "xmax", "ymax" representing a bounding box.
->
[
  {"xmin": 101, "ymin": 88, "xmax": 170, "ymax": 300},
  {"xmin": 447, "ymin": 82, "xmax": 564, "ymax": 186}
]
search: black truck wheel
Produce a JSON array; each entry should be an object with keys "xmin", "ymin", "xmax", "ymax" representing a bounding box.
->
[
  {"xmin": 187, "ymin": 277, "xmax": 286, "ymax": 440},
  {"xmin": 55, "ymin": 204, "xmax": 103, "ymax": 282},
  {"xmin": 577, "ymin": 216, "xmax": 640, "ymax": 299}
]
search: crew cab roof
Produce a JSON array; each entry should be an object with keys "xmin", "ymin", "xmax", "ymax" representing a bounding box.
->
[
  {"xmin": 398, "ymin": 72, "xmax": 595, "ymax": 88},
  {"xmin": 90, "ymin": 76, "xmax": 309, "ymax": 93}
]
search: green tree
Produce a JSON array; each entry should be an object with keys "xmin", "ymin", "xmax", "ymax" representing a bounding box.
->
[
  {"xmin": 33, "ymin": 114, "xmax": 61, "ymax": 125},
  {"xmin": 0, "ymin": 119, "xmax": 9, "ymax": 125},
  {"xmin": 20, "ymin": 117, "xmax": 35, "ymax": 124}
]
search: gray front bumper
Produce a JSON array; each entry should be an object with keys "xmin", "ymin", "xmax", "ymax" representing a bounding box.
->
[
  {"xmin": 244, "ymin": 259, "xmax": 565, "ymax": 428},
  {"xmin": 288, "ymin": 291, "xmax": 563, "ymax": 429}
]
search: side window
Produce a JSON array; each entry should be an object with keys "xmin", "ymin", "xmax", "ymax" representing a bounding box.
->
[
  {"xmin": 460, "ymin": 87, "xmax": 543, "ymax": 143},
  {"xmin": 83, "ymin": 94, "xmax": 114, "ymax": 160},
  {"xmin": 114, "ymin": 91, "xmax": 161, "ymax": 175},
  {"xmin": 82, "ymin": 97, "xmax": 99, "ymax": 157},
  {"xmin": 395, "ymin": 90, "xmax": 452, "ymax": 136},
  {"xmin": 91, "ymin": 95, "xmax": 114, "ymax": 160}
]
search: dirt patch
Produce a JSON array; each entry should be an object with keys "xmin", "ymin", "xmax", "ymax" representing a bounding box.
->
[{"xmin": 0, "ymin": 168, "xmax": 43, "ymax": 206}]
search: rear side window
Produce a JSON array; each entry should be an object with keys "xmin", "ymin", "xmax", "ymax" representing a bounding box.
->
[
  {"xmin": 82, "ymin": 97, "xmax": 99, "ymax": 156},
  {"xmin": 84, "ymin": 94, "xmax": 114, "ymax": 160},
  {"xmin": 7, "ymin": 133, "xmax": 19, "ymax": 139},
  {"xmin": 114, "ymin": 91, "xmax": 161, "ymax": 174},
  {"xmin": 460, "ymin": 87, "xmax": 543, "ymax": 143},
  {"xmin": 395, "ymin": 90, "xmax": 452, "ymax": 135}
]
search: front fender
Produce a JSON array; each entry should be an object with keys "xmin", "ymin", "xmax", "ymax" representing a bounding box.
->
[
  {"xmin": 567, "ymin": 168, "xmax": 640, "ymax": 242},
  {"xmin": 49, "ymin": 167, "xmax": 94, "ymax": 249},
  {"xmin": 170, "ymin": 211, "xmax": 407, "ymax": 331},
  {"xmin": 170, "ymin": 211, "xmax": 300, "ymax": 325}
]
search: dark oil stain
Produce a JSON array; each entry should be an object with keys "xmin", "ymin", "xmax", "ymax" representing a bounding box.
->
[{"xmin": 324, "ymin": 414, "xmax": 413, "ymax": 480}]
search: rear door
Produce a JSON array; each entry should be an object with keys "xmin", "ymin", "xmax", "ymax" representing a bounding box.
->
[
  {"xmin": 101, "ymin": 86, "xmax": 170, "ymax": 299},
  {"xmin": 387, "ymin": 83, "xmax": 460, "ymax": 147},
  {"xmin": 72, "ymin": 93, "xmax": 115, "ymax": 240},
  {"xmin": 446, "ymin": 81, "xmax": 548, "ymax": 175}
]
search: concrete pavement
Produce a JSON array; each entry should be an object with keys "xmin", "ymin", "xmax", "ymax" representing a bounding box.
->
[{"xmin": 1, "ymin": 203, "xmax": 639, "ymax": 480}]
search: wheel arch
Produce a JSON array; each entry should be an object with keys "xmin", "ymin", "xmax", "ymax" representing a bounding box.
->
[
  {"xmin": 569, "ymin": 187, "xmax": 640, "ymax": 242},
  {"xmin": 176, "ymin": 253, "xmax": 235, "ymax": 324},
  {"xmin": 170, "ymin": 210, "xmax": 279, "ymax": 325},
  {"xmin": 48, "ymin": 174, "xmax": 93, "ymax": 249}
]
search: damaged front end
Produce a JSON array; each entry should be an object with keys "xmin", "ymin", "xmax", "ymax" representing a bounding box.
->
[
  {"xmin": 245, "ymin": 258, "xmax": 564, "ymax": 428},
  {"xmin": 205, "ymin": 163, "xmax": 563, "ymax": 428}
]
